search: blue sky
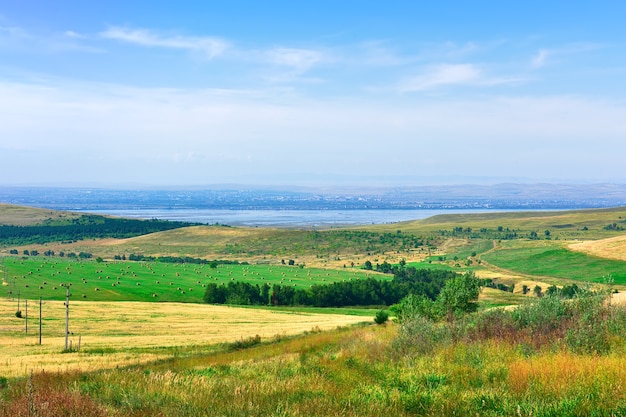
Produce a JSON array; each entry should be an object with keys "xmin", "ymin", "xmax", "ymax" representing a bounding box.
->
[{"xmin": 1, "ymin": 1, "xmax": 625, "ymax": 187}]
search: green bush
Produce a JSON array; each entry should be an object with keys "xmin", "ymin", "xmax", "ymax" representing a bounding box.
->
[
  {"xmin": 395, "ymin": 286, "xmax": 626, "ymax": 356},
  {"xmin": 374, "ymin": 310, "xmax": 389, "ymax": 325}
]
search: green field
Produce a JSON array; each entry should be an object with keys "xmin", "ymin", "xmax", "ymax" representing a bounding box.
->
[
  {"xmin": 5, "ymin": 205, "xmax": 626, "ymax": 415},
  {"xmin": 0, "ymin": 257, "xmax": 386, "ymax": 303},
  {"xmin": 482, "ymin": 241, "xmax": 626, "ymax": 284}
]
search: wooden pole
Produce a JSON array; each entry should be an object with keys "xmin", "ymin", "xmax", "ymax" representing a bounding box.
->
[
  {"xmin": 39, "ymin": 297, "xmax": 42, "ymax": 345},
  {"xmin": 64, "ymin": 285, "xmax": 70, "ymax": 351},
  {"xmin": 25, "ymin": 299, "xmax": 28, "ymax": 334}
]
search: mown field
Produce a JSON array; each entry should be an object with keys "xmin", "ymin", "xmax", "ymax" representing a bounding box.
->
[
  {"xmin": 1, "ymin": 257, "xmax": 384, "ymax": 303},
  {"xmin": 481, "ymin": 240, "xmax": 626, "ymax": 284},
  {"xmin": 0, "ymin": 298, "xmax": 368, "ymax": 378}
]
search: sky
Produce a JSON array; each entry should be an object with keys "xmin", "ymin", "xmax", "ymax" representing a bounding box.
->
[{"xmin": 1, "ymin": 1, "xmax": 626, "ymax": 187}]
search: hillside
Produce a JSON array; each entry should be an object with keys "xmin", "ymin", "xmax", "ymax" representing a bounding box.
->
[
  {"xmin": 569, "ymin": 235, "xmax": 626, "ymax": 261},
  {"xmin": 0, "ymin": 204, "xmax": 81, "ymax": 226},
  {"xmin": 368, "ymin": 206, "xmax": 626, "ymax": 239}
]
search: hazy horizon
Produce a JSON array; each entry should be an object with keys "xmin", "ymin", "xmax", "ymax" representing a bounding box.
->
[{"xmin": 2, "ymin": 2, "xmax": 626, "ymax": 187}]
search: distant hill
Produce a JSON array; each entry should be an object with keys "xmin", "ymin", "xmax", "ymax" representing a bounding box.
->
[
  {"xmin": 1, "ymin": 183, "xmax": 626, "ymax": 210},
  {"xmin": 0, "ymin": 203, "xmax": 81, "ymax": 226}
]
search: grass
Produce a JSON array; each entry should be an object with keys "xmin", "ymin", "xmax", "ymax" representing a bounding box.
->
[
  {"xmin": 0, "ymin": 204, "xmax": 82, "ymax": 226},
  {"xmin": 570, "ymin": 234, "xmax": 626, "ymax": 261},
  {"xmin": 3, "ymin": 204, "xmax": 626, "ymax": 414},
  {"xmin": 0, "ymin": 298, "xmax": 368, "ymax": 378},
  {"xmin": 369, "ymin": 206, "xmax": 626, "ymax": 239},
  {"xmin": 482, "ymin": 240, "xmax": 626, "ymax": 284},
  {"xmin": 0, "ymin": 257, "xmax": 387, "ymax": 303},
  {"xmin": 3, "ymin": 224, "xmax": 431, "ymax": 269},
  {"xmin": 4, "ymin": 319, "xmax": 626, "ymax": 416}
]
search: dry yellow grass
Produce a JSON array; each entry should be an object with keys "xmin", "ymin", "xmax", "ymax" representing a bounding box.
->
[
  {"xmin": 508, "ymin": 352, "xmax": 626, "ymax": 401},
  {"xmin": 569, "ymin": 234, "xmax": 626, "ymax": 261},
  {"xmin": 0, "ymin": 204, "xmax": 81, "ymax": 226},
  {"xmin": 0, "ymin": 299, "xmax": 366, "ymax": 378}
]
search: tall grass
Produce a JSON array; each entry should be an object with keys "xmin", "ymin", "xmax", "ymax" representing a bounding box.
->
[{"xmin": 3, "ymin": 292, "xmax": 626, "ymax": 416}]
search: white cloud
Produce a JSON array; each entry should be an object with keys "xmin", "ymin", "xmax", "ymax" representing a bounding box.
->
[
  {"xmin": 399, "ymin": 64, "xmax": 481, "ymax": 92},
  {"xmin": 266, "ymin": 47, "xmax": 325, "ymax": 72},
  {"xmin": 64, "ymin": 30, "xmax": 84, "ymax": 39},
  {"xmin": 531, "ymin": 43, "xmax": 604, "ymax": 69},
  {"xmin": 357, "ymin": 41, "xmax": 408, "ymax": 66},
  {"xmin": 531, "ymin": 49, "xmax": 550, "ymax": 68},
  {"xmin": 100, "ymin": 26, "xmax": 229, "ymax": 58},
  {"xmin": 398, "ymin": 63, "xmax": 523, "ymax": 93},
  {"xmin": 2, "ymin": 61, "xmax": 626, "ymax": 184}
]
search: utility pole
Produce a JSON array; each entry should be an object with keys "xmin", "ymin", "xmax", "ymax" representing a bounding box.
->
[
  {"xmin": 63, "ymin": 284, "xmax": 71, "ymax": 351},
  {"xmin": 39, "ymin": 297, "xmax": 42, "ymax": 345},
  {"xmin": 25, "ymin": 299, "xmax": 28, "ymax": 334}
]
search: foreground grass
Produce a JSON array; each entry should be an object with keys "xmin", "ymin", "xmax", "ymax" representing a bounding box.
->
[
  {"xmin": 3, "ymin": 322, "xmax": 626, "ymax": 416},
  {"xmin": 0, "ymin": 299, "xmax": 367, "ymax": 378}
]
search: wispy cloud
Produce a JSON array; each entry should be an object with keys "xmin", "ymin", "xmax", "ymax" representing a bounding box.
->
[
  {"xmin": 63, "ymin": 30, "xmax": 85, "ymax": 39},
  {"xmin": 101, "ymin": 26, "xmax": 229, "ymax": 58},
  {"xmin": 398, "ymin": 63, "xmax": 522, "ymax": 93},
  {"xmin": 266, "ymin": 47, "xmax": 325, "ymax": 72},
  {"xmin": 0, "ymin": 24, "xmax": 29, "ymax": 43},
  {"xmin": 530, "ymin": 43, "xmax": 604, "ymax": 69},
  {"xmin": 0, "ymin": 24, "xmax": 101, "ymax": 54}
]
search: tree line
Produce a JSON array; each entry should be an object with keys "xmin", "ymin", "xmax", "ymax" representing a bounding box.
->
[
  {"xmin": 124, "ymin": 253, "xmax": 248, "ymax": 266},
  {"xmin": 0, "ymin": 215, "xmax": 200, "ymax": 244},
  {"xmin": 204, "ymin": 267, "xmax": 460, "ymax": 307}
]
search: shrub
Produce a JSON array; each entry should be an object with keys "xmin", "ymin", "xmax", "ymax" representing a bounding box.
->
[
  {"xmin": 393, "ymin": 314, "xmax": 453, "ymax": 355},
  {"xmin": 228, "ymin": 334, "xmax": 261, "ymax": 351},
  {"xmin": 395, "ymin": 285, "xmax": 626, "ymax": 356},
  {"xmin": 374, "ymin": 310, "xmax": 389, "ymax": 325}
]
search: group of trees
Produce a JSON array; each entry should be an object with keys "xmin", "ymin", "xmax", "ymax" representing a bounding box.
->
[
  {"xmin": 115, "ymin": 253, "xmax": 247, "ymax": 266},
  {"xmin": 392, "ymin": 273, "xmax": 481, "ymax": 322},
  {"xmin": 0, "ymin": 216, "xmax": 198, "ymax": 245},
  {"xmin": 9, "ymin": 249, "xmax": 92, "ymax": 259},
  {"xmin": 204, "ymin": 267, "xmax": 461, "ymax": 307}
]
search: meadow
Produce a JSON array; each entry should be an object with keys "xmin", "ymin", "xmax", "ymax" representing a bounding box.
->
[
  {"xmin": 3, "ymin": 204, "xmax": 626, "ymax": 415},
  {"xmin": 0, "ymin": 298, "xmax": 367, "ymax": 379},
  {"xmin": 481, "ymin": 240, "xmax": 626, "ymax": 284},
  {"xmin": 4, "ymin": 313, "xmax": 626, "ymax": 416},
  {"xmin": 1, "ymin": 257, "xmax": 384, "ymax": 303}
]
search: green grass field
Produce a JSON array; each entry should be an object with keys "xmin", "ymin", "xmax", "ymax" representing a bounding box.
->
[
  {"xmin": 482, "ymin": 241, "xmax": 626, "ymax": 284},
  {"xmin": 0, "ymin": 257, "xmax": 387, "ymax": 303},
  {"xmin": 5, "ymin": 205, "xmax": 626, "ymax": 415}
]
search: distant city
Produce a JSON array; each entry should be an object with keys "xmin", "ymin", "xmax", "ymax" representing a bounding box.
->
[{"xmin": 1, "ymin": 184, "xmax": 625, "ymax": 211}]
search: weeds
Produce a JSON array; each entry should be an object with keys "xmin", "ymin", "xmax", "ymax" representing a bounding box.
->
[
  {"xmin": 2, "ymin": 291, "xmax": 626, "ymax": 416},
  {"xmin": 228, "ymin": 334, "xmax": 261, "ymax": 351}
]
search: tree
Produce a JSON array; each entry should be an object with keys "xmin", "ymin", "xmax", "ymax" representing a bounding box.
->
[
  {"xmin": 364, "ymin": 260, "xmax": 373, "ymax": 270},
  {"xmin": 436, "ymin": 272, "xmax": 481, "ymax": 321},
  {"xmin": 204, "ymin": 283, "xmax": 227, "ymax": 304}
]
